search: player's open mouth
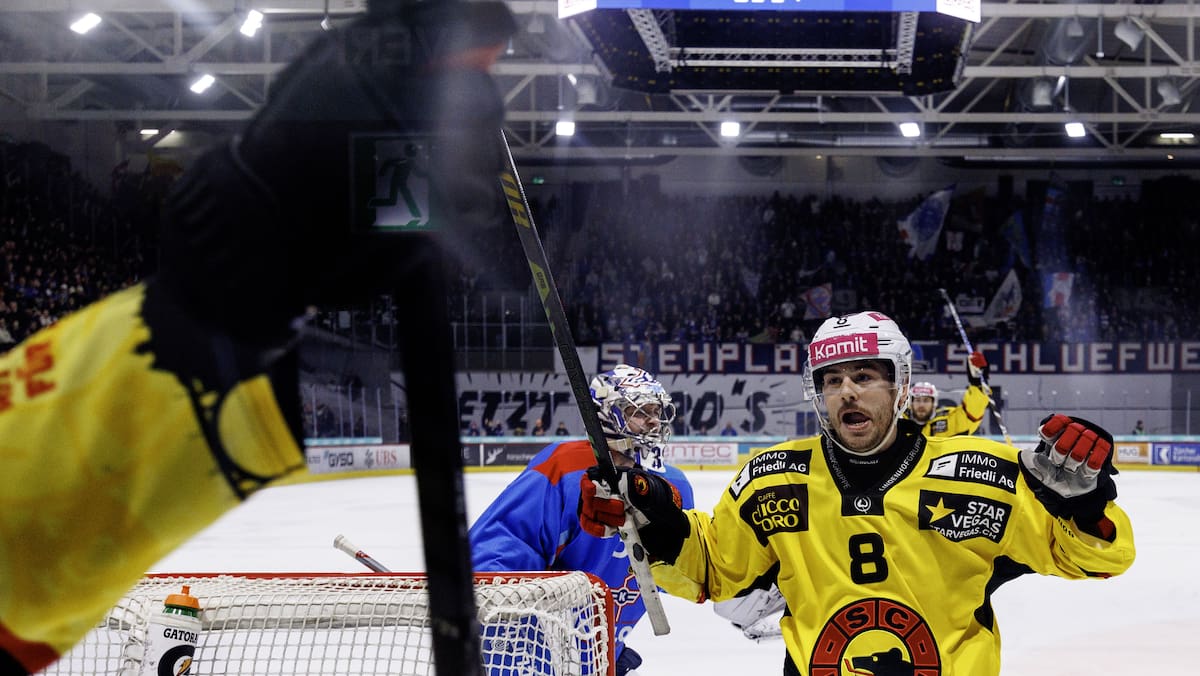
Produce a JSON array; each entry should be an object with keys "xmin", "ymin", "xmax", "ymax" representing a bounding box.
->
[{"xmin": 841, "ymin": 411, "xmax": 871, "ymax": 431}]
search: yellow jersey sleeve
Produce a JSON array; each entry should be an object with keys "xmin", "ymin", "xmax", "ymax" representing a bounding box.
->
[
  {"xmin": 0, "ymin": 283, "xmax": 306, "ymax": 672},
  {"xmin": 923, "ymin": 384, "xmax": 990, "ymax": 437}
]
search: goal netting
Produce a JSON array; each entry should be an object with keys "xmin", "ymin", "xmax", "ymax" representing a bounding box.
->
[{"xmin": 36, "ymin": 571, "xmax": 614, "ymax": 676}]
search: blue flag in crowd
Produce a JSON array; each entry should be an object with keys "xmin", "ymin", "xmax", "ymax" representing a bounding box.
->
[
  {"xmin": 1038, "ymin": 185, "xmax": 1069, "ymax": 270},
  {"xmin": 802, "ymin": 283, "xmax": 832, "ymax": 319},
  {"xmin": 1043, "ymin": 272, "xmax": 1075, "ymax": 308},
  {"xmin": 897, "ymin": 186, "xmax": 954, "ymax": 260},
  {"xmin": 982, "ymin": 268, "xmax": 1023, "ymax": 325},
  {"xmin": 1000, "ymin": 210, "xmax": 1032, "ymax": 269}
]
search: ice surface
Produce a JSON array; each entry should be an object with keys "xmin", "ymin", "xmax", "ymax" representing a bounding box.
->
[{"xmin": 152, "ymin": 469, "xmax": 1198, "ymax": 674}]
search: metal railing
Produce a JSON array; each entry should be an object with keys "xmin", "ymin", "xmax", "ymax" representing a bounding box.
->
[{"xmin": 300, "ymin": 382, "xmax": 402, "ymax": 444}]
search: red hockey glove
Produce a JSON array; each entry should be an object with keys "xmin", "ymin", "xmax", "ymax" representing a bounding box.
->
[
  {"xmin": 1019, "ymin": 414, "xmax": 1118, "ymax": 538},
  {"xmin": 579, "ymin": 467, "xmax": 627, "ymax": 538},
  {"xmin": 967, "ymin": 351, "xmax": 989, "ymax": 386},
  {"xmin": 579, "ymin": 466, "xmax": 689, "ymax": 563}
]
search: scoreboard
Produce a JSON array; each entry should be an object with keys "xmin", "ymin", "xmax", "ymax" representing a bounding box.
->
[{"xmin": 559, "ymin": 0, "xmax": 981, "ymax": 22}]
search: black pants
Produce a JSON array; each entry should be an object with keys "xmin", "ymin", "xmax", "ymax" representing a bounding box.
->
[{"xmin": 783, "ymin": 650, "xmax": 801, "ymax": 676}]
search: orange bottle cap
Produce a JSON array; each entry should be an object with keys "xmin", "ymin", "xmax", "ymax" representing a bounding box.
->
[{"xmin": 164, "ymin": 584, "xmax": 201, "ymax": 610}]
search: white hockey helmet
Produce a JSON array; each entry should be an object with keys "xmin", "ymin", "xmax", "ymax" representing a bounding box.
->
[
  {"xmin": 803, "ymin": 311, "xmax": 913, "ymax": 452},
  {"xmin": 910, "ymin": 381, "xmax": 938, "ymax": 401},
  {"xmin": 589, "ymin": 364, "xmax": 676, "ymax": 471}
]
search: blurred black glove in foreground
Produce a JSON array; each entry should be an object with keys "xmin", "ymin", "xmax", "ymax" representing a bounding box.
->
[{"xmin": 159, "ymin": 1, "xmax": 516, "ymax": 345}]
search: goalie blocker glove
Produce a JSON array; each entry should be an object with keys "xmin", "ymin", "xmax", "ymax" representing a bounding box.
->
[
  {"xmin": 579, "ymin": 466, "xmax": 690, "ymax": 564},
  {"xmin": 1019, "ymin": 414, "xmax": 1118, "ymax": 539}
]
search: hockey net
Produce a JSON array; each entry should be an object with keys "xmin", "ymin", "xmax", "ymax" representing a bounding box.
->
[{"xmin": 38, "ymin": 571, "xmax": 614, "ymax": 675}]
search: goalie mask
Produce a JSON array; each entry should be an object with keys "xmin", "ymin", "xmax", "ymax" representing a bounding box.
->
[
  {"xmin": 803, "ymin": 311, "xmax": 913, "ymax": 455},
  {"xmin": 589, "ymin": 365, "xmax": 676, "ymax": 472}
]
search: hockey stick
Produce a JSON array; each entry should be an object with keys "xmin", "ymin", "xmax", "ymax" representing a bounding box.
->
[
  {"xmin": 393, "ymin": 239, "xmax": 483, "ymax": 676},
  {"xmin": 938, "ymin": 288, "xmax": 1013, "ymax": 445},
  {"xmin": 498, "ymin": 130, "xmax": 670, "ymax": 636},
  {"xmin": 334, "ymin": 534, "xmax": 393, "ymax": 573}
]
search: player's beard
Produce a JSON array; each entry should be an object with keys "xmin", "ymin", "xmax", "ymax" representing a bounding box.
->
[{"xmin": 831, "ymin": 398, "xmax": 898, "ymax": 456}]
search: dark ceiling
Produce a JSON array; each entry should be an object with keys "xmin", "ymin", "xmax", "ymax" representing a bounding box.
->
[{"xmin": 0, "ymin": 1, "xmax": 1198, "ymax": 164}]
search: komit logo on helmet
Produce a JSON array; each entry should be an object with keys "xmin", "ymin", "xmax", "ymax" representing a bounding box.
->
[{"xmin": 809, "ymin": 333, "xmax": 879, "ymax": 368}]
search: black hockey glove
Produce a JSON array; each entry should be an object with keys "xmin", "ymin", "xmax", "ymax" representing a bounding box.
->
[
  {"xmin": 1019, "ymin": 414, "xmax": 1118, "ymax": 537},
  {"xmin": 157, "ymin": 1, "xmax": 516, "ymax": 345},
  {"xmin": 579, "ymin": 466, "xmax": 690, "ymax": 564}
]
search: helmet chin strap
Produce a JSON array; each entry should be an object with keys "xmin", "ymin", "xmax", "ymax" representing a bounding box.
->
[
  {"xmin": 605, "ymin": 436, "xmax": 666, "ymax": 471},
  {"xmin": 828, "ymin": 414, "xmax": 901, "ymax": 457},
  {"xmin": 606, "ymin": 436, "xmax": 637, "ymax": 462}
]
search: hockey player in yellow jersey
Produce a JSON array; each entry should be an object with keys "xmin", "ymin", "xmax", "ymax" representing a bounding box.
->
[
  {"xmin": 713, "ymin": 352, "xmax": 994, "ymax": 641},
  {"xmin": 904, "ymin": 349, "xmax": 990, "ymax": 437},
  {"xmin": 0, "ymin": 3, "xmax": 516, "ymax": 673},
  {"xmin": 581, "ymin": 311, "xmax": 1135, "ymax": 676}
]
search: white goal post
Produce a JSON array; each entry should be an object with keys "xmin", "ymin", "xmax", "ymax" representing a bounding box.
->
[{"xmin": 37, "ymin": 571, "xmax": 615, "ymax": 676}]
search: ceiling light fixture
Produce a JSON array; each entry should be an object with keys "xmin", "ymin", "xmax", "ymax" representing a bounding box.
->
[
  {"xmin": 1066, "ymin": 16, "xmax": 1084, "ymax": 39},
  {"xmin": 1160, "ymin": 132, "xmax": 1195, "ymax": 140},
  {"xmin": 239, "ymin": 10, "xmax": 264, "ymax": 37},
  {"xmin": 1115, "ymin": 17, "xmax": 1144, "ymax": 51},
  {"xmin": 898, "ymin": 122, "xmax": 921, "ymax": 138},
  {"xmin": 70, "ymin": 13, "xmax": 102, "ymax": 35},
  {"xmin": 1031, "ymin": 79, "xmax": 1053, "ymax": 108},
  {"xmin": 1062, "ymin": 74, "xmax": 1085, "ymax": 138},
  {"xmin": 1157, "ymin": 79, "xmax": 1182, "ymax": 106},
  {"xmin": 189, "ymin": 74, "xmax": 216, "ymax": 94},
  {"xmin": 555, "ymin": 120, "xmax": 575, "ymax": 137},
  {"xmin": 720, "ymin": 121, "xmax": 741, "ymax": 138}
]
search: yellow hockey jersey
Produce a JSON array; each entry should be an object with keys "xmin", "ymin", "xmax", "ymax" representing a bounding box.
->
[
  {"xmin": 0, "ymin": 283, "xmax": 305, "ymax": 673},
  {"xmin": 906, "ymin": 384, "xmax": 990, "ymax": 437},
  {"xmin": 657, "ymin": 420, "xmax": 1135, "ymax": 676}
]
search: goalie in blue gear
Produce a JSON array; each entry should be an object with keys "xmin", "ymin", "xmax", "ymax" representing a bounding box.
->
[{"xmin": 471, "ymin": 364, "xmax": 693, "ymax": 676}]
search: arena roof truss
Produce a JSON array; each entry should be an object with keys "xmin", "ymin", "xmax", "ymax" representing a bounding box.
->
[{"xmin": 1, "ymin": 1, "xmax": 1199, "ymax": 164}]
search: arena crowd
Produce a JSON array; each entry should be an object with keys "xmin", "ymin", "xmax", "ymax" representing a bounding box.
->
[{"xmin": 2, "ymin": 138, "xmax": 1196, "ymax": 355}]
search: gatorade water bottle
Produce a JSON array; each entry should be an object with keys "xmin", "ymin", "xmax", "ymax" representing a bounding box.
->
[{"xmin": 141, "ymin": 585, "xmax": 201, "ymax": 676}]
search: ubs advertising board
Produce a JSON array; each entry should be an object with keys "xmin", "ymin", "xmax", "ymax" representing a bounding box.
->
[{"xmin": 305, "ymin": 444, "xmax": 411, "ymax": 475}]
